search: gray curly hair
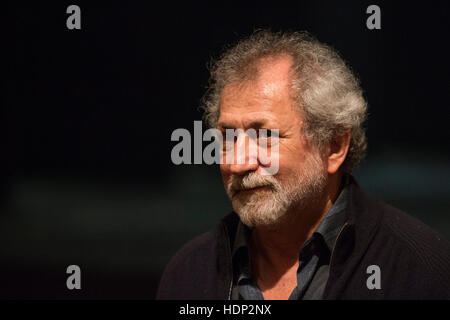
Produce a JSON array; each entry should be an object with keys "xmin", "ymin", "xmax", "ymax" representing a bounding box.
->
[{"xmin": 202, "ymin": 30, "xmax": 367, "ymax": 173}]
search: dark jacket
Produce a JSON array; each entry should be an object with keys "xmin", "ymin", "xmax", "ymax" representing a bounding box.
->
[{"xmin": 157, "ymin": 177, "xmax": 450, "ymax": 299}]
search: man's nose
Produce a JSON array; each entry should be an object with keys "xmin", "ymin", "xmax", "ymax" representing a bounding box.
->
[
  {"xmin": 222, "ymin": 133, "xmax": 259, "ymax": 175},
  {"xmin": 225, "ymin": 160, "xmax": 259, "ymax": 176}
]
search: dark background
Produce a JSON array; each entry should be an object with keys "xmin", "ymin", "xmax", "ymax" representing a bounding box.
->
[{"xmin": 2, "ymin": 0, "xmax": 449, "ymax": 298}]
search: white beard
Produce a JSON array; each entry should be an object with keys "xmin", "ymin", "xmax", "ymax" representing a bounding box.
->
[{"xmin": 226, "ymin": 152, "xmax": 327, "ymax": 228}]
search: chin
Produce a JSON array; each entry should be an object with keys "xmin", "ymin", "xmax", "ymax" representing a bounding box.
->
[{"xmin": 233, "ymin": 195, "xmax": 288, "ymax": 228}]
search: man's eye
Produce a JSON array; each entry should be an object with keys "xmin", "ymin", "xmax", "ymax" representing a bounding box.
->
[{"xmin": 259, "ymin": 129, "xmax": 272, "ymax": 138}]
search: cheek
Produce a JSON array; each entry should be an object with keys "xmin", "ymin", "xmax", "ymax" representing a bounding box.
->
[
  {"xmin": 275, "ymin": 143, "xmax": 318, "ymax": 182},
  {"xmin": 277, "ymin": 142, "xmax": 306, "ymax": 170}
]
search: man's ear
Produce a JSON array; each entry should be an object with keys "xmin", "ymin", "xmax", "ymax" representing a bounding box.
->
[{"xmin": 327, "ymin": 130, "xmax": 351, "ymax": 174}]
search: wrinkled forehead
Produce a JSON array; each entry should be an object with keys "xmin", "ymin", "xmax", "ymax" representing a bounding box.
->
[{"xmin": 218, "ymin": 57, "xmax": 299, "ymax": 130}]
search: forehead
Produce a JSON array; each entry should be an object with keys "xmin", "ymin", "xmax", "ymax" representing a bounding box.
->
[{"xmin": 218, "ymin": 55, "xmax": 299, "ymax": 128}]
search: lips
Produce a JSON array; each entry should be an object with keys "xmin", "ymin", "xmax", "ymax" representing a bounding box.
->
[{"xmin": 235, "ymin": 185, "xmax": 269, "ymax": 195}]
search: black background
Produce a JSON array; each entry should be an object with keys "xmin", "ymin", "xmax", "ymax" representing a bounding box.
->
[{"xmin": 2, "ymin": 1, "xmax": 450, "ymax": 298}]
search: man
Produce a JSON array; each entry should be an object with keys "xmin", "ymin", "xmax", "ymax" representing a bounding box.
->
[{"xmin": 157, "ymin": 31, "xmax": 450, "ymax": 299}]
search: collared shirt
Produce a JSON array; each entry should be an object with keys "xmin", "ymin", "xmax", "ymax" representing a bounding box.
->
[{"xmin": 231, "ymin": 178, "xmax": 349, "ymax": 300}]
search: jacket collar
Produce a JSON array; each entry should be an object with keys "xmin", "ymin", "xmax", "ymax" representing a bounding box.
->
[{"xmin": 323, "ymin": 175, "xmax": 384, "ymax": 298}]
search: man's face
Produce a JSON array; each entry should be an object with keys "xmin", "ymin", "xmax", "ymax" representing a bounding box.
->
[{"xmin": 217, "ymin": 56, "xmax": 328, "ymax": 227}]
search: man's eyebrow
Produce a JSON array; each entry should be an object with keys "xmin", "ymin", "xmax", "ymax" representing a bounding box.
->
[{"xmin": 217, "ymin": 119, "xmax": 269, "ymax": 130}]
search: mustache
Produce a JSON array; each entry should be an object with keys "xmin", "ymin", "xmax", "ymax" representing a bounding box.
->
[{"xmin": 228, "ymin": 172, "xmax": 279, "ymax": 197}]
